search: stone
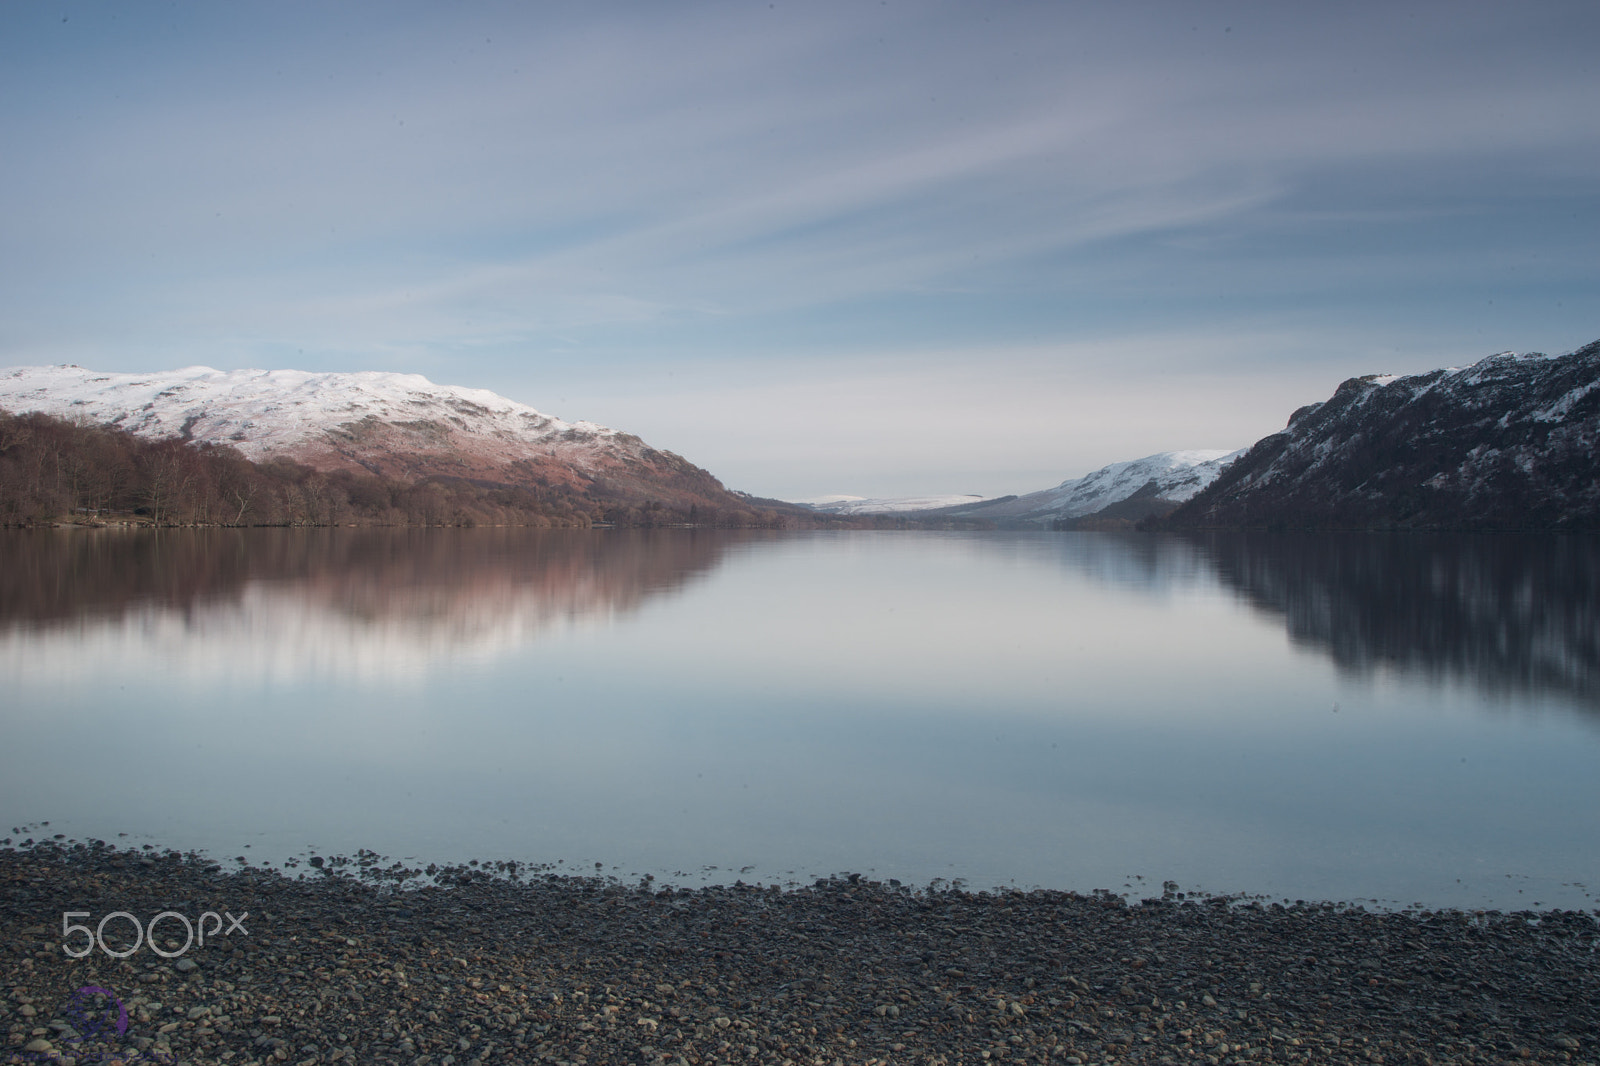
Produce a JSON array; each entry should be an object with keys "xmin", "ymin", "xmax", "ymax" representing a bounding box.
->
[{"xmin": 5, "ymin": 841, "xmax": 1600, "ymax": 1066}]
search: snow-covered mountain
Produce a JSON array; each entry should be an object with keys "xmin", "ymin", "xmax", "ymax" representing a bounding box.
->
[
  {"xmin": 1166, "ymin": 339, "xmax": 1600, "ymax": 531},
  {"xmin": 957, "ymin": 449, "xmax": 1245, "ymax": 526},
  {"xmin": 787, "ymin": 451, "xmax": 1244, "ymax": 524},
  {"xmin": 0, "ymin": 364, "xmax": 735, "ymax": 505},
  {"xmin": 791, "ymin": 493, "xmax": 988, "ymax": 515}
]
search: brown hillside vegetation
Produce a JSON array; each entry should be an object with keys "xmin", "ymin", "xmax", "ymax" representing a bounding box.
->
[{"xmin": 0, "ymin": 410, "xmax": 804, "ymax": 529}]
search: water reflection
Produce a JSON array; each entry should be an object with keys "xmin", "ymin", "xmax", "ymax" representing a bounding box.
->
[
  {"xmin": 1190, "ymin": 533, "xmax": 1600, "ymax": 709},
  {"xmin": 979, "ymin": 531, "xmax": 1600, "ymax": 710},
  {"xmin": 4, "ymin": 527, "xmax": 1599, "ymax": 906},
  {"xmin": 989, "ymin": 530, "xmax": 1217, "ymax": 594},
  {"xmin": 0, "ymin": 528, "xmax": 739, "ymax": 679},
  {"xmin": 3, "ymin": 529, "xmax": 1597, "ymax": 705}
]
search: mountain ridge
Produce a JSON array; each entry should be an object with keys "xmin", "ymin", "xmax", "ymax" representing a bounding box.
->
[
  {"xmin": 0, "ymin": 364, "xmax": 743, "ymax": 510},
  {"xmin": 953, "ymin": 448, "xmax": 1246, "ymax": 527},
  {"xmin": 10, "ymin": 338, "xmax": 1594, "ymax": 534},
  {"xmin": 1161, "ymin": 340, "xmax": 1600, "ymax": 532},
  {"xmin": 790, "ymin": 493, "xmax": 989, "ymax": 516},
  {"xmin": 789, "ymin": 451, "xmax": 1246, "ymax": 524}
]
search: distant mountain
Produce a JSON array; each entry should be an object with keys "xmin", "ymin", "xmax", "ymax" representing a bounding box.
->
[
  {"xmin": 0, "ymin": 365, "xmax": 744, "ymax": 510},
  {"xmin": 1162, "ymin": 340, "xmax": 1600, "ymax": 532},
  {"xmin": 791, "ymin": 493, "xmax": 988, "ymax": 516},
  {"xmin": 954, "ymin": 449, "xmax": 1245, "ymax": 527}
]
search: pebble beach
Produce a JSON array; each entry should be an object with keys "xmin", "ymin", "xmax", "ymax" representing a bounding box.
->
[{"xmin": 3, "ymin": 842, "xmax": 1596, "ymax": 1066}]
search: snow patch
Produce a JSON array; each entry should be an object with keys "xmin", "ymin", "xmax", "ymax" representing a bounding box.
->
[{"xmin": 1532, "ymin": 379, "xmax": 1599, "ymax": 423}]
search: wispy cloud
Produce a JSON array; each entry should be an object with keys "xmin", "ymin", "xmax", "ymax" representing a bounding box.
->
[{"xmin": 2, "ymin": 0, "xmax": 1597, "ymax": 492}]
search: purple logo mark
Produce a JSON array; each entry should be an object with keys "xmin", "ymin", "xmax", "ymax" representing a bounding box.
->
[
  {"xmin": 64, "ymin": 985, "xmax": 127, "ymax": 1041},
  {"xmin": 11, "ymin": 986, "xmax": 171, "ymax": 1066}
]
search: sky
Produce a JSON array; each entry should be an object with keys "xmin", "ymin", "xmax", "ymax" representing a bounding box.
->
[{"xmin": 1, "ymin": 1, "xmax": 1597, "ymax": 499}]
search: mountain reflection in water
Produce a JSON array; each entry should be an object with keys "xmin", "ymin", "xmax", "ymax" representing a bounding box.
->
[
  {"xmin": 1193, "ymin": 533, "xmax": 1600, "ymax": 710},
  {"xmin": 0, "ymin": 528, "xmax": 739, "ymax": 679},
  {"xmin": 2, "ymin": 528, "xmax": 1596, "ymax": 707},
  {"xmin": 4, "ymin": 527, "xmax": 1599, "ymax": 905},
  {"xmin": 986, "ymin": 531, "xmax": 1599, "ymax": 712}
]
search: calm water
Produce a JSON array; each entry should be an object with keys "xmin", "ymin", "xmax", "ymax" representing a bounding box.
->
[{"xmin": 3, "ymin": 528, "xmax": 1598, "ymax": 909}]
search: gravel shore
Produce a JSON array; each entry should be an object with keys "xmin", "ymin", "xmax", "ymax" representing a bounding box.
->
[{"xmin": 3, "ymin": 842, "xmax": 1596, "ymax": 1066}]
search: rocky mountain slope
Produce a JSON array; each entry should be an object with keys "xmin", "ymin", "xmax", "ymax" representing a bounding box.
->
[
  {"xmin": 0, "ymin": 365, "xmax": 741, "ymax": 509},
  {"xmin": 955, "ymin": 449, "xmax": 1245, "ymax": 527},
  {"xmin": 1163, "ymin": 340, "xmax": 1600, "ymax": 531}
]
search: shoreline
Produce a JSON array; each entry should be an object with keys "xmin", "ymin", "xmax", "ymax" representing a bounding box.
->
[{"xmin": 4, "ymin": 843, "xmax": 1597, "ymax": 1066}]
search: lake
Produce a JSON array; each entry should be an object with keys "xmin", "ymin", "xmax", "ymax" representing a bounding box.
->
[{"xmin": 3, "ymin": 527, "xmax": 1597, "ymax": 910}]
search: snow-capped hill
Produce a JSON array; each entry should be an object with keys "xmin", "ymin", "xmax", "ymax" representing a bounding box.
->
[
  {"xmin": 963, "ymin": 449, "xmax": 1245, "ymax": 525},
  {"xmin": 792, "ymin": 493, "xmax": 987, "ymax": 515},
  {"xmin": 0, "ymin": 364, "xmax": 732, "ymax": 504},
  {"xmin": 1166, "ymin": 339, "xmax": 1600, "ymax": 531},
  {"xmin": 0, "ymin": 365, "xmax": 616, "ymax": 456}
]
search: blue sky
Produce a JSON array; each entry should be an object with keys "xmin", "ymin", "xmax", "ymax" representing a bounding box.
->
[{"xmin": 2, "ymin": 1, "xmax": 1597, "ymax": 498}]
